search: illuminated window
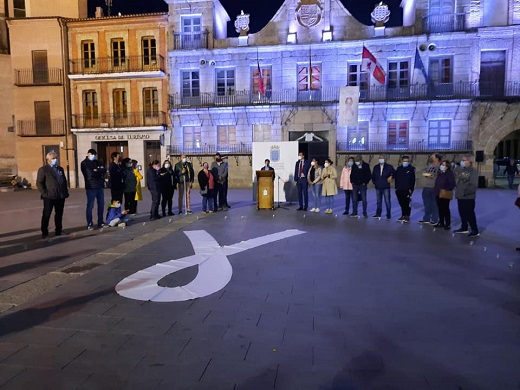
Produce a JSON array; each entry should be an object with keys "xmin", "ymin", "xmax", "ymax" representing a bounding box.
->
[
  {"xmin": 183, "ymin": 126, "xmax": 202, "ymax": 150},
  {"xmin": 181, "ymin": 16, "xmax": 202, "ymax": 49},
  {"xmin": 387, "ymin": 121, "xmax": 409, "ymax": 150},
  {"xmin": 297, "ymin": 64, "xmax": 321, "ymax": 91},
  {"xmin": 428, "ymin": 120, "xmax": 451, "ymax": 148},
  {"xmin": 251, "ymin": 66, "xmax": 271, "ymax": 94},
  {"xmin": 217, "ymin": 125, "xmax": 236, "ymax": 148},
  {"xmin": 216, "ymin": 69, "xmax": 235, "ymax": 96},
  {"xmin": 347, "ymin": 63, "xmax": 369, "ymax": 98},
  {"xmin": 347, "ymin": 122, "xmax": 369, "ymax": 150}
]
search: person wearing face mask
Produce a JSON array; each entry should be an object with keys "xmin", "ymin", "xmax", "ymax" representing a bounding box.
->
[
  {"xmin": 131, "ymin": 159, "xmax": 143, "ymax": 215},
  {"xmin": 294, "ymin": 152, "xmax": 311, "ymax": 211},
  {"xmin": 159, "ymin": 159, "xmax": 177, "ymax": 216},
  {"xmin": 108, "ymin": 151, "xmax": 124, "ymax": 204},
  {"xmin": 211, "ymin": 152, "xmax": 228, "ymax": 211},
  {"xmin": 371, "ymin": 154, "xmax": 395, "ymax": 220},
  {"xmin": 174, "ymin": 154, "xmax": 195, "ymax": 214},
  {"xmin": 394, "ymin": 155, "xmax": 416, "ymax": 223},
  {"xmin": 453, "ymin": 155, "xmax": 479, "ymax": 237},
  {"xmin": 321, "ymin": 158, "xmax": 338, "ymax": 214},
  {"xmin": 433, "ymin": 160, "xmax": 456, "ymax": 230},
  {"xmin": 36, "ymin": 152, "xmax": 69, "ymax": 238},
  {"xmin": 307, "ymin": 158, "xmax": 323, "ymax": 213},
  {"xmin": 350, "ymin": 155, "xmax": 372, "ymax": 218},
  {"xmin": 419, "ymin": 153, "xmax": 442, "ymax": 225},
  {"xmin": 122, "ymin": 158, "xmax": 137, "ymax": 215},
  {"xmin": 147, "ymin": 160, "xmax": 162, "ymax": 220},
  {"xmin": 80, "ymin": 148, "xmax": 107, "ymax": 230},
  {"xmin": 198, "ymin": 162, "xmax": 216, "ymax": 213},
  {"xmin": 262, "ymin": 159, "xmax": 275, "ymax": 179},
  {"xmin": 339, "ymin": 156, "xmax": 355, "ymax": 215}
]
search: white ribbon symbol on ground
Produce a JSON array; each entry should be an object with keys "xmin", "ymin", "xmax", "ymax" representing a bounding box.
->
[{"xmin": 115, "ymin": 229, "xmax": 306, "ymax": 302}]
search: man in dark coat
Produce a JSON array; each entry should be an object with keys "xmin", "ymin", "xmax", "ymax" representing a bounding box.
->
[
  {"xmin": 80, "ymin": 148, "xmax": 107, "ymax": 230},
  {"xmin": 394, "ymin": 155, "xmax": 416, "ymax": 223},
  {"xmin": 36, "ymin": 151, "xmax": 69, "ymax": 238},
  {"xmin": 372, "ymin": 154, "xmax": 395, "ymax": 220},
  {"xmin": 294, "ymin": 152, "xmax": 311, "ymax": 210},
  {"xmin": 108, "ymin": 151, "xmax": 124, "ymax": 203},
  {"xmin": 350, "ymin": 155, "xmax": 372, "ymax": 218}
]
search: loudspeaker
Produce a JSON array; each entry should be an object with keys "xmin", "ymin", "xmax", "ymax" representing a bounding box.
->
[{"xmin": 475, "ymin": 150, "xmax": 484, "ymax": 162}]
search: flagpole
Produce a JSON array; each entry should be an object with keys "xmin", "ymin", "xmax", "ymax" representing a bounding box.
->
[{"xmin": 309, "ymin": 45, "xmax": 312, "ymax": 100}]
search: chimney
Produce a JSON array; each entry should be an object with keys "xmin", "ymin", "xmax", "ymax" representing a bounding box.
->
[{"xmin": 95, "ymin": 7, "xmax": 104, "ymax": 18}]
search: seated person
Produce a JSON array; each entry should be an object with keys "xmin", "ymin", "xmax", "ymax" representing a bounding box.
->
[{"xmin": 106, "ymin": 199, "xmax": 130, "ymax": 227}]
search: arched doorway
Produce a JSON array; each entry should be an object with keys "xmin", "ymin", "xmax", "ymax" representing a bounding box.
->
[{"xmin": 492, "ymin": 129, "xmax": 520, "ymax": 187}]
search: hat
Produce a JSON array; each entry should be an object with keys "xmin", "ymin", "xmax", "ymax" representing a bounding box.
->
[
  {"xmin": 87, "ymin": 149, "xmax": 97, "ymax": 155},
  {"xmin": 355, "ymin": 154, "xmax": 363, "ymax": 162}
]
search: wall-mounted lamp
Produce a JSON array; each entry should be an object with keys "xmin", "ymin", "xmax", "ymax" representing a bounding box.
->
[{"xmin": 287, "ymin": 32, "xmax": 297, "ymax": 44}]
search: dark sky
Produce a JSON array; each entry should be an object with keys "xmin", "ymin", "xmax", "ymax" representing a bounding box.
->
[{"xmin": 88, "ymin": 0, "xmax": 403, "ymax": 33}]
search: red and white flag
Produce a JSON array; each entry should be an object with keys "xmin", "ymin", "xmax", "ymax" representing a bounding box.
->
[
  {"xmin": 361, "ymin": 46, "xmax": 386, "ymax": 84},
  {"xmin": 257, "ymin": 60, "xmax": 265, "ymax": 95}
]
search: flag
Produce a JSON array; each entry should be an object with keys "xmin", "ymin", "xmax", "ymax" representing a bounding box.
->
[
  {"xmin": 256, "ymin": 50, "xmax": 265, "ymax": 95},
  {"xmin": 414, "ymin": 48, "xmax": 430, "ymax": 84},
  {"xmin": 361, "ymin": 46, "xmax": 386, "ymax": 84}
]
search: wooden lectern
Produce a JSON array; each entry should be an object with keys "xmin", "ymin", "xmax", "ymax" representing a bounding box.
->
[{"xmin": 256, "ymin": 170, "xmax": 275, "ymax": 210}]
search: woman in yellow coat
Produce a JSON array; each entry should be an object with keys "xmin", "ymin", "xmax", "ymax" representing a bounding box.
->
[
  {"xmin": 321, "ymin": 158, "xmax": 338, "ymax": 214},
  {"xmin": 132, "ymin": 159, "xmax": 144, "ymax": 215}
]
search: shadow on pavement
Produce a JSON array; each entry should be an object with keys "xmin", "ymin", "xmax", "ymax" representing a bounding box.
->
[{"xmin": 0, "ymin": 228, "xmax": 40, "ymax": 240}]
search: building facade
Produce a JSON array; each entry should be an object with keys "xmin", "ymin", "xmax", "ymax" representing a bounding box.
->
[{"xmin": 165, "ymin": 0, "xmax": 520, "ymax": 187}]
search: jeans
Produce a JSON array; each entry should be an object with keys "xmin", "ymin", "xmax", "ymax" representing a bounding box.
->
[
  {"xmin": 296, "ymin": 177, "xmax": 309, "ymax": 209},
  {"xmin": 41, "ymin": 198, "xmax": 65, "ymax": 235},
  {"xmin": 457, "ymin": 199, "xmax": 478, "ymax": 233},
  {"xmin": 325, "ymin": 195, "xmax": 334, "ymax": 210},
  {"xmin": 422, "ymin": 187, "xmax": 439, "ymax": 222},
  {"xmin": 395, "ymin": 190, "xmax": 411, "ymax": 217},
  {"xmin": 343, "ymin": 190, "xmax": 353, "ymax": 212},
  {"xmin": 310, "ymin": 184, "xmax": 322, "ymax": 209},
  {"xmin": 436, "ymin": 197, "xmax": 451, "ymax": 227},
  {"xmin": 508, "ymin": 174, "xmax": 515, "ymax": 189},
  {"xmin": 352, "ymin": 184, "xmax": 367, "ymax": 216},
  {"xmin": 202, "ymin": 189, "xmax": 214, "ymax": 212},
  {"xmin": 375, "ymin": 188, "xmax": 391, "ymax": 218},
  {"xmin": 86, "ymin": 188, "xmax": 105, "ymax": 226}
]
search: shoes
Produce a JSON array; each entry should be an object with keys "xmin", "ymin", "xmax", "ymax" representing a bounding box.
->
[
  {"xmin": 117, "ymin": 222, "xmax": 126, "ymax": 227},
  {"xmin": 428, "ymin": 221, "xmax": 437, "ymax": 225},
  {"xmin": 434, "ymin": 223, "xmax": 445, "ymax": 228},
  {"xmin": 468, "ymin": 231, "xmax": 480, "ymax": 238},
  {"xmin": 41, "ymin": 233, "xmax": 49, "ymax": 239},
  {"xmin": 168, "ymin": 212, "xmax": 175, "ymax": 216},
  {"xmin": 223, "ymin": 207, "xmax": 229, "ymax": 211},
  {"xmin": 386, "ymin": 216, "xmax": 392, "ymax": 221},
  {"xmin": 396, "ymin": 216, "xmax": 405, "ymax": 222},
  {"xmin": 310, "ymin": 208, "xmax": 316, "ymax": 212},
  {"xmin": 204, "ymin": 210, "xmax": 209, "ymax": 213},
  {"xmin": 225, "ymin": 204, "xmax": 231, "ymax": 208},
  {"xmin": 87, "ymin": 224, "xmax": 94, "ymax": 231},
  {"xmin": 343, "ymin": 211, "xmax": 349, "ymax": 215},
  {"xmin": 403, "ymin": 216, "xmax": 410, "ymax": 223},
  {"xmin": 417, "ymin": 220, "xmax": 428, "ymax": 224},
  {"xmin": 218, "ymin": 208, "xmax": 224, "ymax": 211},
  {"xmin": 350, "ymin": 214, "xmax": 359, "ymax": 218},
  {"xmin": 363, "ymin": 213, "xmax": 368, "ymax": 218},
  {"xmin": 208, "ymin": 210, "xmax": 214, "ymax": 213},
  {"xmin": 453, "ymin": 228, "xmax": 470, "ymax": 234},
  {"xmin": 187, "ymin": 210, "xmax": 192, "ymax": 215},
  {"xmin": 372, "ymin": 215, "xmax": 381, "ymax": 219},
  {"xmin": 98, "ymin": 223, "xmax": 106, "ymax": 229},
  {"xmin": 314, "ymin": 208, "xmax": 320, "ymax": 213},
  {"xmin": 55, "ymin": 231, "xmax": 68, "ymax": 236},
  {"xmin": 325, "ymin": 209, "xmax": 332, "ymax": 214},
  {"xmin": 296, "ymin": 207, "xmax": 304, "ymax": 211},
  {"xmin": 444, "ymin": 226, "xmax": 451, "ymax": 230}
]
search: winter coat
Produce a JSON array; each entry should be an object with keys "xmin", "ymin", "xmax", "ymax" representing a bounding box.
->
[
  {"xmin": 146, "ymin": 167, "xmax": 161, "ymax": 193},
  {"xmin": 109, "ymin": 162, "xmax": 125, "ymax": 191},
  {"xmin": 349, "ymin": 161, "xmax": 372, "ymax": 185},
  {"xmin": 455, "ymin": 167, "xmax": 478, "ymax": 199},
  {"xmin": 80, "ymin": 158, "xmax": 107, "ymax": 190},
  {"xmin": 134, "ymin": 168, "xmax": 143, "ymax": 201},
  {"xmin": 433, "ymin": 169, "xmax": 456, "ymax": 196},
  {"xmin": 36, "ymin": 164, "xmax": 69, "ymax": 200},
  {"xmin": 321, "ymin": 165, "xmax": 338, "ymax": 196},
  {"xmin": 339, "ymin": 166, "xmax": 353, "ymax": 190},
  {"xmin": 394, "ymin": 164, "xmax": 416, "ymax": 192},
  {"xmin": 372, "ymin": 163, "xmax": 395, "ymax": 190}
]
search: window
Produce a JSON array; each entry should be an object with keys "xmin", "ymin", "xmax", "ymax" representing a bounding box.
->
[
  {"xmin": 429, "ymin": 57, "xmax": 453, "ymax": 96},
  {"xmin": 181, "ymin": 16, "xmax": 202, "ymax": 49},
  {"xmin": 428, "ymin": 120, "xmax": 451, "ymax": 148},
  {"xmin": 387, "ymin": 60, "xmax": 410, "ymax": 98},
  {"xmin": 183, "ymin": 126, "xmax": 202, "ymax": 150},
  {"xmin": 387, "ymin": 121, "xmax": 409, "ymax": 149},
  {"xmin": 253, "ymin": 124, "xmax": 272, "ymax": 142},
  {"xmin": 32, "ymin": 50, "xmax": 48, "ymax": 84},
  {"xmin": 142, "ymin": 37, "xmax": 157, "ymax": 67},
  {"xmin": 297, "ymin": 64, "xmax": 321, "ymax": 91},
  {"xmin": 34, "ymin": 101, "xmax": 51, "ymax": 136},
  {"xmin": 113, "ymin": 89, "xmax": 127, "ymax": 120},
  {"xmin": 251, "ymin": 66, "xmax": 272, "ymax": 97},
  {"xmin": 181, "ymin": 70, "xmax": 200, "ymax": 104},
  {"xmin": 216, "ymin": 69, "xmax": 235, "ymax": 96},
  {"xmin": 143, "ymin": 88, "xmax": 159, "ymax": 121},
  {"xmin": 429, "ymin": 0, "xmax": 454, "ymax": 15},
  {"xmin": 347, "ymin": 64, "xmax": 369, "ymax": 98},
  {"xmin": 427, "ymin": 0, "xmax": 455, "ymax": 32},
  {"xmin": 217, "ymin": 125, "xmax": 236, "ymax": 148},
  {"xmin": 111, "ymin": 39, "xmax": 126, "ymax": 68},
  {"xmin": 13, "ymin": 0, "xmax": 25, "ymax": 17},
  {"xmin": 82, "ymin": 90, "xmax": 98, "ymax": 119},
  {"xmin": 43, "ymin": 145, "xmax": 60, "ymax": 165},
  {"xmin": 347, "ymin": 122, "xmax": 369, "ymax": 150},
  {"xmin": 480, "ymin": 50, "xmax": 506, "ymax": 97},
  {"xmin": 82, "ymin": 40, "xmax": 96, "ymax": 70}
]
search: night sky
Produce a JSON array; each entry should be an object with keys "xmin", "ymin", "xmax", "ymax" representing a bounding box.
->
[{"xmin": 88, "ymin": 0, "xmax": 403, "ymax": 33}]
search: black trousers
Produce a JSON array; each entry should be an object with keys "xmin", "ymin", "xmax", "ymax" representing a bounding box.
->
[
  {"xmin": 457, "ymin": 199, "xmax": 478, "ymax": 233},
  {"xmin": 395, "ymin": 190, "xmax": 412, "ymax": 217},
  {"xmin": 150, "ymin": 190, "xmax": 161, "ymax": 218},
  {"xmin": 124, "ymin": 192, "xmax": 136, "ymax": 214},
  {"xmin": 110, "ymin": 189, "xmax": 124, "ymax": 204},
  {"xmin": 41, "ymin": 198, "xmax": 65, "ymax": 235},
  {"xmin": 215, "ymin": 182, "xmax": 225, "ymax": 208},
  {"xmin": 436, "ymin": 196, "xmax": 451, "ymax": 226},
  {"xmin": 161, "ymin": 189, "xmax": 175, "ymax": 214}
]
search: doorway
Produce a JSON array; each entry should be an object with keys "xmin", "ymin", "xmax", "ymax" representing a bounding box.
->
[
  {"xmin": 145, "ymin": 141, "xmax": 161, "ymax": 167},
  {"xmin": 96, "ymin": 142, "xmax": 128, "ymax": 164}
]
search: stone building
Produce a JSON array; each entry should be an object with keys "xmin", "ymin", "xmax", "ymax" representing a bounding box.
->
[{"xmin": 165, "ymin": 0, "xmax": 520, "ymax": 187}]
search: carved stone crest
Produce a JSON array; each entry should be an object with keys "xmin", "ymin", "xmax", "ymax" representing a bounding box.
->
[
  {"xmin": 295, "ymin": 0, "xmax": 323, "ymax": 28},
  {"xmin": 234, "ymin": 10, "xmax": 250, "ymax": 36}
]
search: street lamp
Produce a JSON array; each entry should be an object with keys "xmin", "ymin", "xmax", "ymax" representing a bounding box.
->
[{"xmin": 105, "ymin": 0, "xmax": 112, "ymax": 16}]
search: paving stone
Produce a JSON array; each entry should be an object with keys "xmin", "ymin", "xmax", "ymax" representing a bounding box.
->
[
  {"xmin": 1, "ymin": 344, "xmax": 86, "ymax": 370},
  {"xmin": 7, "ymin": 327, "xmax": 78, "ymax": 347},
  {"xmin": 0, "ymin": 365, "xmax": 25, "ymax": 387}
]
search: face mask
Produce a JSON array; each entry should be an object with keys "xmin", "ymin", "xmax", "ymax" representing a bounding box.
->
[
  {"xmin": 155, "ymin": 166, "xmax": 160, "ymax": 171},
  {"xmin": 402, "ymin": 162, "xmax": 409, "ymax": 168},
  {"xmin": 50, "ymin": 158, "xmax": 58, "ymax": 166},
  {"xmin": 347, "ymin": 161, "xmax": 354, "ymax": 167},
  {"xmin": 165, "ymin": 164, "xmax": 171, "ymax": 169},
  {"xmin": 126, "ymin": 163, "xmax": 133, "ymax": 168},
  {"xmin": 204, "ymin": 165, "xmax": 209, "ymax": 170},
  {"xmin": 460, "ymin": 161, "xmax": 466, "ymax": 168},
  {"xmin": 311, "ymin": 161, "xmax": 315, "ymax": 166},
  {"xmin": 182, "ymin": 158, "xmax": 187, "ymax": 163},
  {"xmin": 324, "ymin": 162, "xmax": 329, "ymax": 168},
  {"xmin": 88, "ymin": 155, "xmax": 96, "ymax": 161},
  {"xmin": 428, "ymin": 158, "xmax": 433, "ymax": 164},
  {"xmin": 298, "ymin": 155, "xmax": 303, "ymax": 160},
  {"xmin": 355, "ymin": 161, "xmax": 361, "ymax": 166},
  {"xmin": 216, "ymin": 158, "xmax": 222, "ymax": 163},
  {"xmin": 378, "ymin": 159, "xmax": 385, "ymax": 164},
  {"xmin": 439, "ymin": 165, "xmax": 447, "ymax": 172}
]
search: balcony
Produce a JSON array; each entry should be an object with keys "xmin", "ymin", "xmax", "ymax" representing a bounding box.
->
[
  {"xmin": 72, "ymin": 111, "xmax": 167, "ymax": 129},
  {"xmin": 422, "ymin": 13, "xmax": 466, "ymax": 33},
  {"xmin": 172, "ymin": 31, "xmax": 209, "ymax": 50},
  {"xmin": 17, "ymin": 119, "xmax": 65, "ymax": 137},
  {"xmin": 170, "ymin": 81, "xmax": 520, "ymax": 109},
  {"xmin": 168, "ymin": 143, "xmax": 252, "ymax": 156},
  {"xmin": 69, "ymin": 55, "xmax": 166, "ymax": 75},
  {"xmin": 14, "ymin": 68, "xmax": 63, "ymax": 86},
  {"xmin": 337, "ymin": 140, "xmax": 473, "ymax": 153}
]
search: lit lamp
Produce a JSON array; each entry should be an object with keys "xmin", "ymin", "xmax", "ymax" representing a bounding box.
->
[
  {"xmin": 322, "ymin": 30, "xmax": 332, "ymax": 42},
  {"xmin": 287, "ymin": 32, "xmax": 297, "ymax": 44}
]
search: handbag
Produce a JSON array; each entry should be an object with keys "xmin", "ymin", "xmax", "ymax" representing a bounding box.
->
[
  {"xmin": 439, "ymin": 189, "xmax": 453, "ymax": 200},
  {"xmin": 200, "ymin": 187, "xmax": 208, "ymax": 196},
  {"xmin": 515, "ymin": 197, "xmax": 520, "ymax": 209}
]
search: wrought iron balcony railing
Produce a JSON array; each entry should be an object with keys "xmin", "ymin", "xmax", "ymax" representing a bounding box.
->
[
  {"xmin": 72, "ymin": 111, "xmax": 167, "ymax": 129},
  {"xmin": 337, "ymin": 140, "xmax": 473, "ymax": 153},
  {"xmin": 14, "ymin": 68, "xmax": 63, "ymax": 86},
  {"xmin": 172, "ymin": 31, "xmax": 209, "ymax": 50},
  {"xmin": 168, "ymin": 143, "xmax": 252, "ymax": 156},
  {"xmin": 170, "ymin": 81, "xmax": 520, "ymax": 109},
  {"xmin": 17, "ymin": 119, "xmax": 65, "ymax": 137},
  {"xmin": 69, "ymin": 55, "xmax": 166, "ymax": 75},
  {"xmin": 422, "ymin": 13, "xmax": 466, "ymax": 33}
]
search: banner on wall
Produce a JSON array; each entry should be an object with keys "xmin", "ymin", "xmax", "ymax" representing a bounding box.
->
[
  {"xmin": 252, "ymin": 141, "xmax": 299, "ymax": 202},
  {"xmin": 338, "ymin": 86, "xmax": 360, "ymax": 127}
]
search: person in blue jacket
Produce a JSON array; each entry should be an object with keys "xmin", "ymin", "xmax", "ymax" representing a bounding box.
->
[
  {"xmin": 394, "ymin": 155, "xmax": 416, "ymax": 223},
  {"xmin": 294, "ymin": 151, "xmax": 311, "ymax": 210},
  {"xmin": 106, "ymin": 199, "xmax": 129, "ymax": 227},
  {"xmin": 372, "ymin": 154, "xmax": 395, "ymax": 220}
]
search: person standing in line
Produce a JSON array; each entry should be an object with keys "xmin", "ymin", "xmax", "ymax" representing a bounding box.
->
[
  {"xmin": 262, "ymin": 159, "xmax": 275, "ymax": 176},
  {"xmin": 222, "ymin": 156, "xmax": 231, "ymax": 208},
  {"xmin": 80, "ymin": 148, "xmax": 107, "ymax": 230},
  {"xmin": 147, "ymin": 160, "xmax": 162, "ymax": 220},
  {"xmin": 175, "ymin": 154, "xmax": 195, "ymax": 214},
  {"xmin": 350, "ymin": 155, "xmax": 371, "ymax": 218},
  {"xmin": 159, "ymin": 159, "xmax": 177, "ymax": 216},
  {"xmin": 36, "ymin": 151, "xmax": 69, "ymax": 238},
  {"xmin": 108, "ymin": 151, "xmax": 124, "ymax": 204},
  {"xmin": 211, "ymin": 153, "xmax": 228, "ymax": 211},
  {"xmin": 453, "ymin": 155, "xmax": 480, "ymax": 237},
  {"xmin": 294, "ymin": 151, "xmax": 311, "ymax": 211},
  {"xmin": 371, "ymin": 154, "xmax": 395, "ymax": 220},
  {"xmin": 504, "ymin": 159, "xmax": 519, "ymax": 189},
  {"xmin": 321, "ymin": 158, "xmax": 338, "ymax": 214},
  {"xmin": 394, "ymin": 155, "xmax": 416, "ymax": 223},
  {"xmin": 419, "ymin": 153, "xmax": 442, "ymax": 225},
  {"xmin": 339, "ymin": 156, "xmax": 355, "ymax": 215},
  {"xmin": 307, "ymin": 158, "xmax": 323, "ymax": 213},
  {"xmin": 122, "ymin": 157, "xmax": 137, "ymax": 215},
  {"xmin": 434, "ymin": 160, "xmax": 456, "ymax": 230},
  {"xmin": 198, "ymin": 162, "xmax": 215, "ymax": 213},
  {"xmin": 131, "ymin": 159, "xmax": 143, "ymax": 215}
]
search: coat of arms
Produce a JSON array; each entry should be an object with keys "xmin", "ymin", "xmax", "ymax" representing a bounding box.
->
[
  {"xmin": 296, "ymin": 0, "xmax": 323, "ymax": 28},
  {"xmin": 234, "ymin": 10, "xmax": 250, "ymax": 36},
  {"xmin": 270, "ymin": 145, "xmax": 280, "ymax": 162}
]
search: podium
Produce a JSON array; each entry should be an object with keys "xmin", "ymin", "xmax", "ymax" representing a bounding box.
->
[{"xmin": 256, "ymin": 170, "xmax": 274, "ymax": 210}]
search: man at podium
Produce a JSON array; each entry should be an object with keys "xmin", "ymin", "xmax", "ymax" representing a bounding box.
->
[{"xmin": 261, "ymin": 159, "xmax": 275, "ymax": 180}]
